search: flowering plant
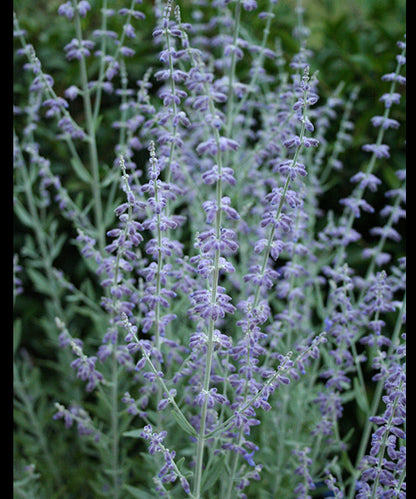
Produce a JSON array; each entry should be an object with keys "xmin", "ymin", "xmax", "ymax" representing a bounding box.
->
[{"xmin": 13, "ymin": 1, "xmax": 405, "ymax": 498}]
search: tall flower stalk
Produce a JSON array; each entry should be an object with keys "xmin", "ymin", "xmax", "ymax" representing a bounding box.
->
[{"xmin": 192, "ymin": 76, "xmax": 240, "ymax": 499}]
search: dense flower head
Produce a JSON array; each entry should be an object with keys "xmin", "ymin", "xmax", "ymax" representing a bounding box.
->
[
  {"xmin": 356, "ymin": 339, "xmax": 406, "ymax": 498},
  {"xmin": 53, "ymin": 402, "xmax": 100, "ymax": 442},
  {"xmin": 293, "ymin": 447, "xmax": 315, "ymax": 497},
  {"xmin": 55, "ymin": 318, "xmax": 104, "ymax": 392}
]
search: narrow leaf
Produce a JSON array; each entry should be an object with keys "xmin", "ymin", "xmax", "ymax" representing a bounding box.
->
[
  {"xmin": 14, "ymin": 201, "xmax": 33, "ymax": 228},
  {"xmin": 123, "ymin": 484, "xmax": 157, "ymax": 499},
  {"xmin": 170, "ymin": 409, "xmax": 198, "ymax": 438},
  {"xmin": 13, "ymin": 319, "xmax": 22, "ymax": 354},
  {"xmin": 26, "ymin": 268, "xmax": 54, "ymax": 296},
  {"xmin": 122, "ymin": 429, "xmax": 144, "ymax": 439},
  {"xmin": 70, "ymin": 157, "xmax": 92, "ymax": 183}
]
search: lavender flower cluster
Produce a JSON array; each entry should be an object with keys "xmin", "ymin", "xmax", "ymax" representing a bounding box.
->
[{"xmin": 13, "ymin": 1, "xmax": 405, "ymax": 498}]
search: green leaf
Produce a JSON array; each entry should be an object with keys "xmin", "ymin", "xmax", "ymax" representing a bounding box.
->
[
  {"xmin": 353, "ymin": 377, "xmax": 369, "ymax": 413},
  {"xmin": 101, "ymin": 164, "xmax": 120, "ymax": 188},
  {"xmin": 21, "ymin": 235, "xmax": 38, "ymax": 259},
  {"xmin": 170, "ymin": 409, "xmax": 198, "ymax": 438},
  {"xmin": 80, "ymin": 278, "xmax": 97, "ymax": 300},
  {"xmin": 122, "ymin": 429, "xmax": 144, "ymax": 439},
  {"xmin": 340, "ymin": 448, "xmax": 356, "ymax": 475},
  {"xmin": 26, "ymin": 268, "xmax": 54, "ymax": 296},
  {"xmin": 201, "ymin": 453, "xmax": 228, "ymax": 492},
  {"xmin": 70, "ymin": 157, "xmax": 92, "ymax": 184},
  {"xmin": 13, "ymin": 319, "xmax": 22, "ymax": 355},
  {"xmin": 123, "ymin": 484, "xmax": 156, "ymax": 499},
  {"xmin": 72, "ymin": 305, "xmax": 103, "ymax": 321},
  {"xmin": 382, "ymin": 164, "xmax": 401, "ymax": 189},
  {"xmin": 49, "ymin": 234, "xmax": 67, "ymax": 261},
  {"xmin": 175, "ymin": 457, "xmax": 185, "ymax": 472},
  {"xmin": 94, "ymin": 113, "xmax": 104, "ymax": 131},
  {"xmin": 14, "ymin": 201, "xmax": 33, "ymax": 228},
  {"xmin": 342, "ymin": 427, "xmax": 355, "ymax": 444},
  {"xmin": 340, "ymin": 389, "xmax": 357, "ymax": 404},
  {"xmin": 64, "ymin": 293, "xmax": 81, "ymax": 303},
  {"xmin": 104, "ymin": 199, "xmax": 118, "ymax": 227}
]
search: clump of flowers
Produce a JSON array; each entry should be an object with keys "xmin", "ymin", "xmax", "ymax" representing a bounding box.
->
[{"xmin": 13, "ymin": 2, "xmax": 405, "ymax": 498}]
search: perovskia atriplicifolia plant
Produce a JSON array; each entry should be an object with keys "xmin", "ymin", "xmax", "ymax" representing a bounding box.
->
[{"xmin": 13, "ymin": 1, "xmax": 405, "ymax": 498}]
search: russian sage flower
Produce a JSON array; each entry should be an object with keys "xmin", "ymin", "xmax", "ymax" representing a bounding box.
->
[
  {"xmin": 13, "ymin": 2, "xmax": 405, "ymax": 498},
  {"xmin": 356, "ymin": 339, "xmax": 406, "ymax": 498}
]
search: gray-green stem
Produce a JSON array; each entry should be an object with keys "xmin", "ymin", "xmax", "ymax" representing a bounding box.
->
[{"xmin": 73, "ymin": 5, "xmax": 106, "ymax": 254}]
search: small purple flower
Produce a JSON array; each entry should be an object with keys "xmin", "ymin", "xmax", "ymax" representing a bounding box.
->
[
  {"xmin": 64, "ymin": 85, "xmax": 80, "ymax": 100},
  {"xmin": 381, "ymin": 72, "xmax": 406, "ymax": 85},
  {"xmin": 243, "ymin": 451, "xmax": 256, "ymax": 466},
  {"xmin": 243, "ymin": 265, "xmax": 279, "ymax": 288},
  {"xmin": 57, "ymin": 116, "xmax": 86, "ymax": 140},
  {"xmin": 283, "ymin": 135, "xmax": 302, "ymax": 149},
  {"xmin": 265, "ymin": 187, "xmax": 302, "ymax": 208},
  {"xmin": 195, "ymin": 387, "xmax": 228, "ymax": 408},
  {"xmin": 119, "ymin": 7, "xmax": 145, "ymax": 20},
  {"xmin": 202, "ymin": 165, "xmax": 236, "ymax": 186},
  {"xmin": 196, "ymin": 136, "xmax": 239, "ymax": 156},
  {"xmin": 42, "ymin": 97, "xmax": 69, "ymax": 118},
  {"xmin": 276, "ymin": 160, "xmax": 307, "ymax": 181},
  {"xmin": 140, "ymin": 424, "xmax": 184, "ymax": 486},
  {"xmin": 141, "ymin": 425, "xmax": 168, "ymax": 455},
  {"xmin": 362, "ymin": 143, "xmax": 390, "ymax": 159},
  {"xmin": 70, "ymin": 355, "xmax": 103, "ymax": 392},
  {"xmin": 189, "ymin": 286, "xmax": 236, "ymax": 321},
  {"xmin": 302, "ymin": 136, "xmax": 319, "ymax": 148},
  {"xmin": 324, "ymin": 316, "xmax": 333, "ymax": 332},
  {"xmin": 157, "ymin": 389, "xmax": 177, "ymax": 411},
  {"xmin": 58, "ymin": 1, "xmax": 74, "ymax": 19},
  {"xmin": 350, "ymin": 172, "xmax": 382, "ymax": 192},
  {"xmin": 77, "ymin": 1, "xmax": 91, "ymax": 17},
  {"xmin": 180, "ymin": 477, "xmax": 191, "ymax": 494},
  {"xmin": 202, "ymin": 196, "xmax": 240, "ymax": 223},
  {"xmin": 53, "ymin": 403, "xmax": 74, "ymax": 428},
  {"xmin": 123, "ymin": 23, "xmax": 136, "ymax": 39},
  {"xmin": 196, "ymin": 228, "xmax": 239, "ymax": 255},
  {"xmin": 369, "ymin": 226, "xmax": 401, "ymax": 242},
  {"xmin": 261, "ymin": 211, "xmax": 293, "ymax": 232},
  {"xmin": 242, "ymin": 0, "xmax": 258, "ymax": 11},
  {"xmin": 370, "ymin": 116, "xmax": 400, "ymax": 129},
  {"xmin": 64, "ymin": 38, "xmax": 95, "ymax": 61},
  {"xmin": 122, "ymin": 392, "xmax": 139, "ymax": 415},
  {"xmin": 339, "ymin": 197, "xmax": 374, "ymax": 218},
  {"xmin": 53, "ymin": 403, "xmax": 100, "ymax": 441},
  {"xmin": 379, "ymin": 92, "xmax": 401, "ymax": 108},
  {"xmin": 254, "ymin": 238, "xmax": 285, "ymax": 260}
]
